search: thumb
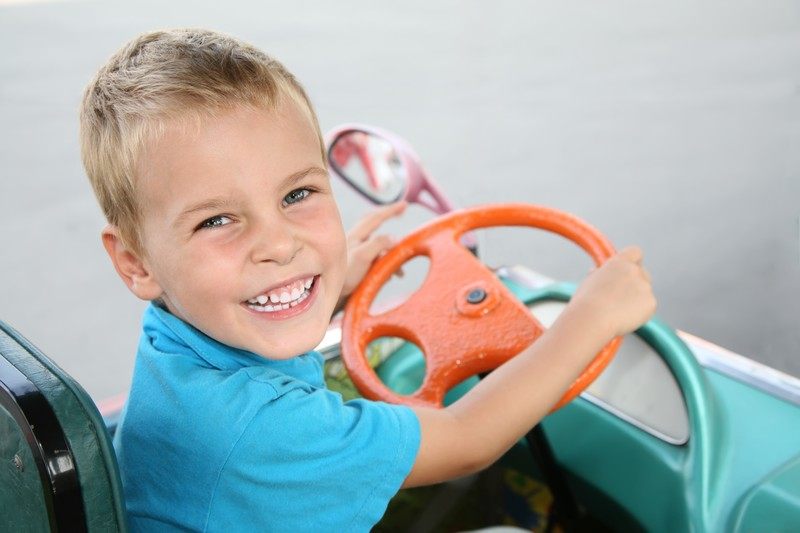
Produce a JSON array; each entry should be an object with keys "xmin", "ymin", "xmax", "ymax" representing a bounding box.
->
[{"xmin": 618, "ymin": 246, "xmax": 643, "ymax": 264}]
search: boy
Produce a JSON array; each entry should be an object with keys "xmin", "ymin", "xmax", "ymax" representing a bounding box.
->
[{"xmin": 80, "ymin": 29, "xmax": 655, "ymax": 531}]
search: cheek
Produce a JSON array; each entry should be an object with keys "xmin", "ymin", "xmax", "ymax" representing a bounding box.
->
[
  {"xmin": 332, "ymin": 236, "xmax": 348, "ymax": 275},
  {"xmin": 302, "ymin": 201, "xmax": 346, "ymax": 261},
  {"xmin": 155, "ymin": 242, "xmax": 235, "ymax": 300},
  {"xmin": 322, "ymin": 215, "xmax": 347, "ymax": 272}
]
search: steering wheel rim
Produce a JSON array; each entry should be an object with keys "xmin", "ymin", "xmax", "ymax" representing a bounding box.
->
[{"xmin": 341, "ymin": 203, "xmax": 622, "ymax": 410}]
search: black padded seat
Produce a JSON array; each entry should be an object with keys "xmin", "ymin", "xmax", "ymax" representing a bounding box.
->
[{"xmin": 0, "ymin": 320, "xmax": 127, "ymax": 532}]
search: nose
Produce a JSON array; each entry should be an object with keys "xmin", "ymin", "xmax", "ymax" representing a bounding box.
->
[{"xmin": 249, "ymin": 215, "xmax": 301, "ymax": 266}]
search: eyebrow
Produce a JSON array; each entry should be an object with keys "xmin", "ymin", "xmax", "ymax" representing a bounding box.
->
[
  {"xmin": 173, "ymin": 165, "xmax": 328, "ymax": 228},
  {"xmin": 284, "ymin": 165, "xmax": 328, "ymax": 187},
  {"xmin": 173, "ymin": 198, "xmax": 232, "ymax": 228}
]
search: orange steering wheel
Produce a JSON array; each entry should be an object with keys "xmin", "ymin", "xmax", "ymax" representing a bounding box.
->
[{"xmin": 341, "ymin": 203, "xmax": 622, "ymax": 411}]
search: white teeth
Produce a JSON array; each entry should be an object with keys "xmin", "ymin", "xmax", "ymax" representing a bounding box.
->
[
  {"xmin": 247, "ymin": 277, "xmax": 315, "ymax": 313},
  {"xmin": 247, "ymin": 289, "xmax": 310, "ymax": 313},
  {"xmin": 291, "ymin": 292, "xmax": 307, "ymax": 307}
]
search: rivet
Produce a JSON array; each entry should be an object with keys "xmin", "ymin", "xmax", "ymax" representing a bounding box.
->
[{"xmin": 466, "ymin": 288, "xmax": 487, "ymax": 304}]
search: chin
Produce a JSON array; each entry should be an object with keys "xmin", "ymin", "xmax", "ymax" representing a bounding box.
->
[
  {"xmin": 261, "ymin": 328, "xmax": 328, "ymax": 360},
  {"xmin": 246, "ymin": 292, "xmax": 336, "ymax": 359}
]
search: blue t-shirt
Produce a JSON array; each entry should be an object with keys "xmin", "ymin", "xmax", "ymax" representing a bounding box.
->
[{"xmin": 114, "ymin": 304, "xmax": 421, "ymax": 532}]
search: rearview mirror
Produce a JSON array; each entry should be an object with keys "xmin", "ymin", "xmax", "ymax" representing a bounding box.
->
[
  {"xmin": 326, "ymin": 124, "xmax": 457, "ymax": 217},
  {"xmin": 326, "ymin": 123, "xmax": 477, "ymax": 252},
  {"xmin": 328, "ymin": 131, "xmax": 407, "ymax": 204}
]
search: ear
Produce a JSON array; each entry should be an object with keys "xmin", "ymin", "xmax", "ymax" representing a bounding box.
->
[{"xmin": 101, "ymin": 225, "xmax": 164, "ymax": 301}]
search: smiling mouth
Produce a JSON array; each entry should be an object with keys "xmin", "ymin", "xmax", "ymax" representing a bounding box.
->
[{"xmin": 245, "ymin": 276, "xmax": 316, "ymax": 313}]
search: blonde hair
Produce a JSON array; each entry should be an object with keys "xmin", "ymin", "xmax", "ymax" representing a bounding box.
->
[{"xmin": 79, "ymin": 28, "xmax": 323, "ymax": 255}]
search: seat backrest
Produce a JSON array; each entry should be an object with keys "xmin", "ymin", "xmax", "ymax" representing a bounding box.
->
[{"xmin": 0, "ymin": 320, "xmax": 127, "ymax": 532}]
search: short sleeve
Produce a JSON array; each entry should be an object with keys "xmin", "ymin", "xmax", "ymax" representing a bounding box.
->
[{"xmin": 204, "ymin": 385, "xmax": 420, "ymax": 532}]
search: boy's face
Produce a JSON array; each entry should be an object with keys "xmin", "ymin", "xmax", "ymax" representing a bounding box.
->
[{"xmin": 131, "ymin": 100, "xmax": 347, "ymax": 359}]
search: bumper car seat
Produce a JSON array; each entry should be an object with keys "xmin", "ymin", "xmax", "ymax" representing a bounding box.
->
[{"xmin": 0, "ymin": 320, "xmax": 127, "ymax": 532}]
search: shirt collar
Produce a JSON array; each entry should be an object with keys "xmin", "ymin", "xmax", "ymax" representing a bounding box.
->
[{"xmin": 142, "ymin": 303, "xmax": 324, "ymax": 385}]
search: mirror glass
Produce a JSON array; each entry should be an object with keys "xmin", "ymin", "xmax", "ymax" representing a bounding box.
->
[{"xmin": 328, "ymin": 131, "xmax": 407, "ymax": 204}]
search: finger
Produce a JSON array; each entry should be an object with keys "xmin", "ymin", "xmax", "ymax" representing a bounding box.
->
[
  {"xmin": 618, "ymin": 246, "xmax": 643, "ymax": 264},
  {"xmin": 640, "ymin": 265, "xmax": 652, "ymax": 284},
  {"xmin": 353, "ymin": 234, "xmax": 395, "ymax": 264},
  {"xmin": 348, "ymin": 201, "xmax": 408, "ymax": 242},
  {"xmin": 350, "ymin": 201, "xmax": 407, "ymax": 241}
]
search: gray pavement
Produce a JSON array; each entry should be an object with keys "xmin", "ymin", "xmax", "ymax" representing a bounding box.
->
[{"xmin": 1, "ymin": 0, "xmax": 799, "ymax": 400}]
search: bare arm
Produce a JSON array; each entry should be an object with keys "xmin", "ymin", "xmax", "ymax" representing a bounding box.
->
[{"xmin": 403, "ymin": 246, "xmax": 656, "ymax": 487}]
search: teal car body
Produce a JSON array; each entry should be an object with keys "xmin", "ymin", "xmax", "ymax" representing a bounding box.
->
[{"xmin": 364, "ymin": 270, "xmax": 800, "ymax": 532}]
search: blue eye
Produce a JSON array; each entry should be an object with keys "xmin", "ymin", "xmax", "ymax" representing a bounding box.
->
[
  {"xmin": 283, "ymin": 188, "xmax": 311, "ymax": 206},
  {"xmin": 197, "ymin": 215, "xmax": 232, "ymax": 230}
]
